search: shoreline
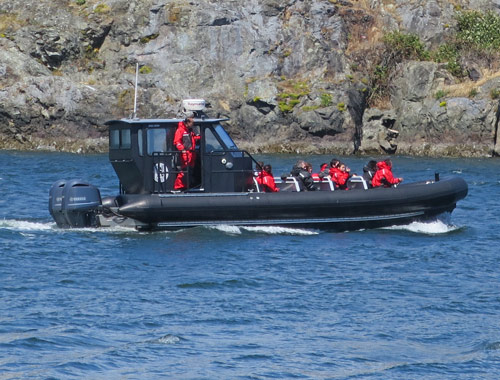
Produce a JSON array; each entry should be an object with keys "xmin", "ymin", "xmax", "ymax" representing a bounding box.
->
[{"xmin": 0, "ymin": 137, "xmax": 496, "ymax": 158}]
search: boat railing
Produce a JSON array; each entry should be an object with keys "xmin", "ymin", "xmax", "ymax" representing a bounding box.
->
[
  {"xmin": 253, "ymin": 177, "xmax": 261, "ymax": 192},
  {"xmin": 313, "ymin": 177, "xmax": 335, "ymax": 191},
  {"xmin": 348, "ymin": 175, "xmax": 368, "ymax": 190},
  {"xmin": 274, "ymin": 177, "xmax": 302, "ymax": 192},
  {"xmin": 274, "ymin": 177, "xmax": 335, "ymax": 192}
]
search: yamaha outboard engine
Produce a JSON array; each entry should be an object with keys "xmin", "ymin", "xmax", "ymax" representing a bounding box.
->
[{"xmin": 49, "ymin": 179, "xmax": 102, "ymax": 228}]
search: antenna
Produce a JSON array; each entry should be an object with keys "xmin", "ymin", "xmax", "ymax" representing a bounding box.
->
[{"xmin": 133, "ymin": 63, "xmax": 139, "ymax": 119}]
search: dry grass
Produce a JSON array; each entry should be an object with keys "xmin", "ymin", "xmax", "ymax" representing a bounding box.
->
[
  {"xmin": 440, "ymin": 70, "xmax": 500, "ymax": 97},
  {"xmin": 0, "ymin": 12, "xmax": 27, "ymax": 33}
]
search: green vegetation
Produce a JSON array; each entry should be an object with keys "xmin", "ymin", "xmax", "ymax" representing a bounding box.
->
[
  {"xmin": 140, "ymin": 34, "xmax": 159, "ymax": 44},
  {"xmin": 75, "ymin": 0, "xmax": 86, "ymax": 5},
  {"xmin": 439, "ymin": 101, "xmax": 447, "ymax": 107},
  {"xmin": 468, "ymin": 88, "xmax": 478, "ymax": 98},
  {"xmin": 364, "ymin": 10, "xmax": 500, "ymax": 107},
  {"xmin": 434, "ymin": 89, "xmax": 447, "ymax": 100},
  {"xmin": 320, "ymin": 93, "xmax": 333, "ymax": 107},
  {"xmin": 139, "ymin": 65, "xmax": 152, "ymax": 74},
  {"xmin": 383, "ymin": 30, "xmax": 430, "ymax": 61},
  {"xmin": 432, "ymin": 43, "xmax": 464, "ymax": 77},
  {"xmin": 456, "ymin": 10, "xmax": 500, "ymax": 51},
  {"xmin": 94, "ymin": 3, "xmax": 111, "ymax": 14},
  {"xmin": 277, "ymin": 80, "xmax": 310, "ymax": 113},
  {"xmin": 491, "ymin": 88, "xmax": 500, "ymax": 100},
  {"xmin": 337, "ymin": 102, "xmax": 346, "ymax": 112}
]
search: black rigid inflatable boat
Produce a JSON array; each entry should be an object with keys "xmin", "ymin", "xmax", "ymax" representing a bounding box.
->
[{"xmin": 49, "ymin": 100, "xmax": 468, "ymax": 231}]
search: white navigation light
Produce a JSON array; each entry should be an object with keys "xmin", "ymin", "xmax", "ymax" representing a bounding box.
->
[{"xmin": 182, "ymin": 99, "xmax": 206, "ymax": 112}]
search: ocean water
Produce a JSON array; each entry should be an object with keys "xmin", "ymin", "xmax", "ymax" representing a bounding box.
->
[{"xmin": 0, "ymin": 150, "xmax": 499, "ymax": 379}]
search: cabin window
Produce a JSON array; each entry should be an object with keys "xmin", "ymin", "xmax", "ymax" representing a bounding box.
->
[
  {"xmin": 137, "ymin": 129, "xmax": 143, "ymax": 156},
  {"xmin": 121, "ymin": 129, "xmax": 131, "ymax": 149},
  {"xmin": 147, "ymin": 128, "xmax": 167, "ymax": 155},
  {"xmin": 110, "ymin": 128, "xmax": 131, "ymax": 150},
  {"xmin": 205, "ymin": 128, "xmax": 224, "ymax": 152},
  {"xmin": 110, "ymin": 129, "xmax": 120, "ymax": 149}
]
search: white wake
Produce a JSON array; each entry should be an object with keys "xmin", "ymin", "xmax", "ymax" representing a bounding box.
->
[{"xmin": 207, "ymin": 224, "xmax": 319, "ymax": 235}]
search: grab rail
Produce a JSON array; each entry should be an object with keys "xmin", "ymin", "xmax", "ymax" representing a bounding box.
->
[{"xmin": 348, "ymin": 175, "xmax": 368, "ymax": 190}]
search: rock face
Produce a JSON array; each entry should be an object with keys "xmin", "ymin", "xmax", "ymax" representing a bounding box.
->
[{"xmin": 0, "ymin": 0, "xmax": 499, "ymax": 156}]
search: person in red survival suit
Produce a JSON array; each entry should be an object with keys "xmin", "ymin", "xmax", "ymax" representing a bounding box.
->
[
  {"xmin": 173, "ymin": 114, "xmax": 201, "ymax": 190},
  {"xmin": 331, "ymin": 162, "xmax": 352, "ymax": 190},
  {"xmin": 312, "ymin": 163, "xmax": 329, "ymax": 181},
  {"xmin": 257, "ymin": 164, "xmax": 279, "ymax": 192},
  {"xmin": 328, "ymin": 158, "xmax": 340, "ymax": 180},
  {"xmin": 372, "ymin": 158, "xmax": 403, "ymax": 188}
]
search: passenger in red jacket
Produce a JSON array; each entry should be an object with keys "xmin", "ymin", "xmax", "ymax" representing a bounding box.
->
[
  {"xmin": 331, "ymin": 162, "xmax": 352, "ymax": 190},
  {"xmin": 372, "ymin": 159, "xmax": 403, "ymax": 188},
  {"xmin": 328, "ymin": 158, "xmax": 340, "ymax": 179},
  {"xmin": 173, "ymin": 115, "xmax": 201, "ymax": 190},
  {"xmin": 257, "ymin": 164, "xmax": 279, "ymax": 192},
  {"xmin": 312, "ymin": 163, "xmax": 329, "ymax": 181}
]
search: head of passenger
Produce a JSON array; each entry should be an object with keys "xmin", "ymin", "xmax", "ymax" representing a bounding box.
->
[
  {"xmin": 263, "ymin": 164, "xmax": 272, "ymax": 174},
  {"xmin": 330, "ymin": 159, "xmax": 339, "ymax": 168},
  {"xmin": 295, "ymin": 160, "xmax": 306, "ymax": 169},
  {"xmin": 305, "ymin": 162, "xmax": 313, "ymax": 173},
  {"xmin": 366, "ymin": 160, "xmax": 377, "ymax": 171},
  {"xmin": 339, "ymin": 163, "xmax": 347, "ymax": 172}
]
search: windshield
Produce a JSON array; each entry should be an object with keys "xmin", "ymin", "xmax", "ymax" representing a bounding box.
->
[{"xmin": 214, "ymin": 124, "xmax": 238, "ymax": 150}]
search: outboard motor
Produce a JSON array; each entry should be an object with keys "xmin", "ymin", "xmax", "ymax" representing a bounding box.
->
[
  {"xmin": 49, "ymin": 179, "xmax": 102, "ymax": 228},
  {"xmin": 48, "ymin": 180, "xmax": 67, "ymax": 227}
]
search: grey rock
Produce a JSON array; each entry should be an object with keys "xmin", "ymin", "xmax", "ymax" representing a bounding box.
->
[{"xmin": 0, "ymin": 0, "xmax": 498, "ymax": 156}]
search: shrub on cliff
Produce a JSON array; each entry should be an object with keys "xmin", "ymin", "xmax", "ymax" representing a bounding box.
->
[
  {"xmin": 383, "ymin": 31, "xmax": 430, "ymax": 62},
  {"xmin": 456, "ymin": 10, "xmax": 500, "ymax": 51}
]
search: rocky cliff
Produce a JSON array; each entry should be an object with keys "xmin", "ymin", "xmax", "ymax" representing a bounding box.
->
[{"xmin": 0, "ymin": 0, "xmax": 499, "ymax": 156}]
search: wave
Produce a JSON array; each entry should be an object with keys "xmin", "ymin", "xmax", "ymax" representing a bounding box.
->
[
  {"xmin": 383, "ymin": 219, "xmax": 461, "ymax": 234},
  {"xmin": 0, "ymin": 219, "xmax": 55, "ymax": 231},
  {"xmin": 206, "ymin": 224, "xmax": 318, "ymax": 236},
  {"xmin": 0, "ymin": 219, "xmax": 139, "ymax": 234},
  {"xmin": 150, "ymin": 334, "xmax": 181, "ymax": 345}
]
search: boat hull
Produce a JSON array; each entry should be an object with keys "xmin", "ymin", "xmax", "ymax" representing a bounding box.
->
[{"xmin": 109, "ymin": 176, "xmax": 468, "ymax": 231}]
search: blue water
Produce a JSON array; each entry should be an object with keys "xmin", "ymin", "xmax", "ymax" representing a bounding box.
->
[{"xmin": 1, "ymin": 150, "xmax": 499, "ymax": 379}]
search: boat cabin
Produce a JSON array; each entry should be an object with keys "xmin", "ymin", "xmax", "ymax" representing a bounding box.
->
[{"xmin": 105, "ymin": 116, "xmax": 255, "ymax": 194}]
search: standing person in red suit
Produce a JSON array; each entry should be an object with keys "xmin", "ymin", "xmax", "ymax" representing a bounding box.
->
[
  {"xmin": 173, "ymin": 114, "xmax": 201, "ymax": 190},
  {"xmin": 372, "ymin": 158, "xmax": 403, "ymax": 188},
  {"xmin": 257, "ymin": 164, "xmax": 279, "ymax": 192}
]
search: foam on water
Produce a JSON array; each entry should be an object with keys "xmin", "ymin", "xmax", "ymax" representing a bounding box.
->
[
  {"xmin": 384, "ymin": 219, "xmax": 460, "ymax": 234},
  {"xmin": 0, "ymin": 219, "xmax": 146, "ymax": 235},
  {"xmin": 0, "ymin": 219, "xmax": 55, "ymax": 231},
  {"xmin": 208, "ymin": 224, "xmax": 318, "ymax": 236}
]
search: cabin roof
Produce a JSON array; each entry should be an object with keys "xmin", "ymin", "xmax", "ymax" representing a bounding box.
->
[{"xmin": 105, "ymin": 117, "xmax": 229, "ymax": 126}]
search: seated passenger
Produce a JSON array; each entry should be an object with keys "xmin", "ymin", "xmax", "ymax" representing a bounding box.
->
[
  {"xmin": 312, "ymin": 162, "xmax": 329, "ymax": 181},
  {"xmin": 372, "ymin": 159, "xmax": 403, "ymax": 188},
  {"xmin": 254, "ymin": 161, "xmax": 264, "ymax": 177},
  {"xmin": 328, "ymin": 158, "xmax": 340, "ymax": 179},
  {"xmin": 290, "ymin": 160, "xmax": 317, "ymax": 191},
  {"xmin": 362, "ymin": 160, "xmax": 378, "ymax": 188},
  {"xmin": 331, "ymin": 162, "xmax": 352, "ymax": 190},
  {"xmin": 256, "ymin": 164, "xmax": 279, "ymax": 192}
]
